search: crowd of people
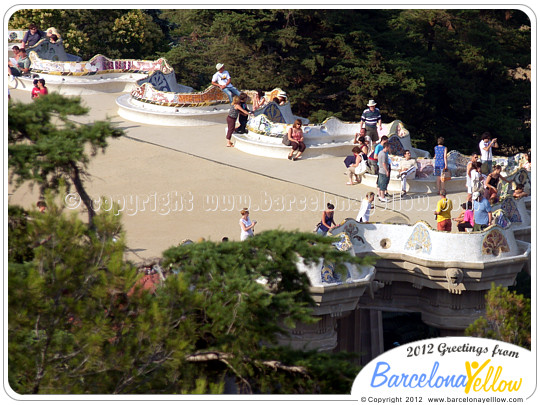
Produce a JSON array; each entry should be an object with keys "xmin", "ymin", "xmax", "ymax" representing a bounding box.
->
[
  {"xmin": 9, "ymin": 34, "xmax": 530, "ymax": 239},
  {"xmin": 8, "ymin": 23, "xmax": 61, "ymax": 81}
]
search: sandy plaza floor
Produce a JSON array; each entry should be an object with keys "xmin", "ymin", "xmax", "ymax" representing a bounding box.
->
[{"xmin": 7, "ymin": 87, "xmax": 467, "ymax": 262}]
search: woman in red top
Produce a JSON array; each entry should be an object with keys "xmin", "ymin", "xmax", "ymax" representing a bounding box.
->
[
  {"xmin": 31, "ymin": 79, "xmax": 40, "ymax": 99},
  {"xmin": 286, "ymin": 119, "xmax": 306, "ymax": 161},
  {"xmin": 37, "ymin": 79, "xmax": 48, "ymax": 96}
]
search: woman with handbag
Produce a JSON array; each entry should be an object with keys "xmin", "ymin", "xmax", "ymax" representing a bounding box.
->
[
  {"xmin": 286, "ymin": 119, "xmax": 306, "ymax": 161},
  {"xmin": 346, "ymin": 146, "xmax": 367, "ymax": 185}
]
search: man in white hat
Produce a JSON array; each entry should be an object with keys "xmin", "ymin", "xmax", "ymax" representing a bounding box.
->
[
  {"xmin": 277, "ymin": 91, "xmax": 288, "ymax": 105},
  {"xmin": 360, "ymin": 99, "xmax": 383, "ymax": 144},
  {"xmin": 212, "ymin": 63, "xmax": 241, "ymax": 103}
]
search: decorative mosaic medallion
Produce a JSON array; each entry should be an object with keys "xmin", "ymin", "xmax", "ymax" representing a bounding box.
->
[
  {"xmin": 493, "ymin": 210, "xmax": 510, "ymax": 229},
  {"xmin": 333, "ymin": 232, "xmax": 353, "ymax": 252},
  {"xmin": 404, "ymin": 223, "xmax": 432, "ymax": 254},
  {"xmin": 500, "ymin": 197, "xmax": 522, "ymax": 223},
  {"xmin": 260, "ymin": 103, "xmax": 285, "ymax": 123},
  {"xmin": 481, "ymin": 229, "xmax": 510, "ymax": 256},
  {"xmin": 321, "ymin": 262, "xmax": 338, "ymax": 283},
  {"xmin": 343, "ymin": 223, "xmax": 366, "ymax": 244},
  {"xmin": 387, "ymin": 135, "xmax": 405, "ymax": 157}
]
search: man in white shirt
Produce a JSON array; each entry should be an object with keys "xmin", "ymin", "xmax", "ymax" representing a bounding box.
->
[
  {"xmin": 397, "ymin": 150, "xmax": 416, "ymax": 197},
  {"xmin": 356, "ymin": 192, "xmax": 375, "ymax": 222},
  {"xmin": 478, "ymin": 132, "xmax": 497, "ymax": 174},
  {"xmin": 466, "ymin": 153, "xmax": 479, "ymax": 201},
  {"xmin": 212, "ymin": 63, "xmax": 241, "ymax": 103}
]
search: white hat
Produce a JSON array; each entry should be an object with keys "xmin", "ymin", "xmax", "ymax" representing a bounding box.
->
[
  {"xmin": 367, "ymin": 99, "xmax": 377, "ymax": 106},
  {"xmin": 472, "ymin": 191, "xmax": 480, "ymax": 200},
  {"xmin": 278, "ymin": 90, "xmax": 287, "ymax": 98},
  {"xmin": 216, "ymin": 63, "xmax": 224, "ymax": 70}
]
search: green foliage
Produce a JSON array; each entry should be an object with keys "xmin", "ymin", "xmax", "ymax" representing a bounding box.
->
[
  {"xmin": 9, "ymin": 201, "xmax": 367, "ymax": 394},
  {"xmin": 8, "ymin": 198, "xmax": 141, "ymax": 394},
  {"xmin": 465, "ymin": 283, "xmax": 531, "ymax": 350},
  {"xmin": 8, "ymin": 93, "xmax": 124, "ymax": 224},
  {"xmin": 9, "ymin": 9, "xmax": 167, "ymax": 60}
]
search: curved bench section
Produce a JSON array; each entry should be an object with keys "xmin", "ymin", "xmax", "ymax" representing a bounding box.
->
[
  {"xmin": 25, "ymin": 36, "xmax": 82, "ymax": 62},
  {"xmin": 12, "ymin": 51, "xmax": 173, "ymax": 95},
  {"xmin": 232, "ymin": 123, "xmax": 355, "ymax": 159},
  {"xmin": 116, "ymin": 94, "xmax": 229, "ymax": 127},
  {"xmin": 360, "ymin": 172, "xmax": 467, "ymax": 193},
  {"xmin": 233, "ymin": 117, "xmax": 433, "ymax": 160},
  {"xmin": 12, "ymin": 72, "xmax": 151, "ymax": 95}
]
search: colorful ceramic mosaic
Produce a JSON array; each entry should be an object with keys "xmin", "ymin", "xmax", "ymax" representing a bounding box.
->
[
  {"xmin": 257, "ymin": 102, "xmax": 286, "ymax": 123},
  {"xmin": 481, "ymin": 229, "xmax": 510, "ymax": 256},
  {"xmin": 28, "ymin": 51, "xmax": 172, "ymax": 76},
  {"xmin": 320, "ymin": 233, "xmax": 353, "ymax": 284},
  {"xmin": 404, "ymin": 223, "xmax": 432, "ymax": 254},
  {"xmin": 247, "ymin": 113, "xmax": 288, "ymax": 136},
  {"xmin": 343, "ymin": 223, "xmax": 366, "ymax": 244},
  {"xmin": 447, "ymin": 150, "xmax": 470, "ymax": 177},
  {"xmin": 387, "ymin": 135, "xmax": 406, "ymax": 156},
  {"xmin": 493, "ymin": 210, "xmax": 511, "ymax": 229},
  {"xmin": 387, "ymin": 120, "xmax": 410, "ymax": 139},
  {"xmin": 499, "ymin": 197, "xmax": 522, "ymax": 223},
  {"xmin": 131, "ymin": 83, "xmax": 228, "ymax": 107},
  {"xmin": 321, "ymin": 262, "xmax": 340, "ymax": 283},
  {"xmin": 333, "ymin": 232, "xmax": 354, "ymax": 251}
]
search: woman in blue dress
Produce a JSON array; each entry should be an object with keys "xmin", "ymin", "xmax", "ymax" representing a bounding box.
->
[
  {"xmin": 434, "ymin": 137, "xmax": 448, "ymax": 193},
  {"xmin": 317, "ymin": 203, "xmax": 336, "ymax": 236}
]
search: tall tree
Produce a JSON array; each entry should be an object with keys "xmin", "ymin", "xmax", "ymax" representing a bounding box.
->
[
  {"xmin": 465, "ymin": 283, "xmax": 531, "ymax": 350},
  {"xmin": 9, "ymin": 9, "xmax": 167, "ymax": 60},
  {"xmin": 8, "ymin": 93, "xmax": 124, "ymax": 226},
  {"xmin": 9, "ymin": 199, "xmax": 367, "ymax": 394}
]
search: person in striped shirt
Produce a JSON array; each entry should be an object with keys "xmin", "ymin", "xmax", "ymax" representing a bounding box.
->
[{"xmin": 360, "ymin": 99, "xmax": 383, "ymax": 144}]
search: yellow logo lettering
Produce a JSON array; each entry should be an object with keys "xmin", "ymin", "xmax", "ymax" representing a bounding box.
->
[{"xmin": 464, "ymin": 360, "xmax": 491, "ymax": 394}]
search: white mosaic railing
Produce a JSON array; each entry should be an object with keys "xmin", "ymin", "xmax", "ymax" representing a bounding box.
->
[{"xmin": 331, "ymin": 218, "xmax": 529, "ymax": 265}]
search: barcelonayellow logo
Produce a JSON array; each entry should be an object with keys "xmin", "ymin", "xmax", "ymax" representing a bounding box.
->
[{"xmin": 351, "ymin": 337, "xmax": 533, "ymax": 401}]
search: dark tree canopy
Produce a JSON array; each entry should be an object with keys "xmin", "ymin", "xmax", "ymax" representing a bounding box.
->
[
  {"xmin": 8, "ymin": 199, "xmax": 365, "ymax": 394},
  {"xmin": 159, "ymin": 9, "xmax": 531, "ymax": 154}
]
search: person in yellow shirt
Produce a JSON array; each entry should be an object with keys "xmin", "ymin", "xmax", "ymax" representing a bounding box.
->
[{"xmin": 434, "ymin": 190, "xmax": 453, "ymax": 231}]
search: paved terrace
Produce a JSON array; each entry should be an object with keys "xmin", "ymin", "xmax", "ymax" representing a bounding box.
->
[{"xmin": 8, "ymin": 88, "xmax": 469, "ymax": 261}]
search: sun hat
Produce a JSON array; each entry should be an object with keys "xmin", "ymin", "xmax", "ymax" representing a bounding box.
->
[
  {"xmin": 216, "ymin": 63, "xmax": 224, "ymax": 70},
  {"xmin": 367, "ymin": 99, "xmax": 377, "ymax": 106}
]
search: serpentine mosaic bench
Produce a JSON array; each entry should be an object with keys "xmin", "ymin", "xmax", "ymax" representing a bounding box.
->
[
  {"xmin": 234, "ymin": 118, "xmax": 428, "ymax": 160},
  {"xmin": 10, "ymin": 51, "xmax": 174, "ymax": 94},
  {"xmin": 130, "ymin": 80, "xmax": 228, "ymax": 106},
  {"xmin": 116, "ymin": 71, "xmax": 234, "ymax": 126}
]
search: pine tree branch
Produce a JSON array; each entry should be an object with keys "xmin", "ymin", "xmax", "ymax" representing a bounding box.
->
[{"xmin": 185, "ymin": 351, "xmax": 309, "ymax": 374}]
